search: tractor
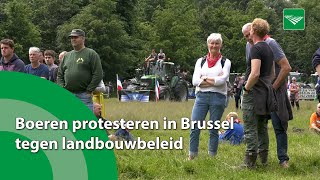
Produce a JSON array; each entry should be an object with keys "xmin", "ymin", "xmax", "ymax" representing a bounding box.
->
[{"xmin": 121, "ymin": 62, "xmax": 189, "ymax": 102}]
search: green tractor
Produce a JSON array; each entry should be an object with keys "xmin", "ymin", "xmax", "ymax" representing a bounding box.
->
[{"xmin": 122, "ymin": 62, "xmax": 189, "ymax": 102}]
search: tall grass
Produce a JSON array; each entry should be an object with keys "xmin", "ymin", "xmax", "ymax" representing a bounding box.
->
[{"xmin": 105, "ymin": 98, "xmax": 320, "ymax": 180}]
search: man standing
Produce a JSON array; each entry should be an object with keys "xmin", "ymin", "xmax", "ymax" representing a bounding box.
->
[
  {"xmin": 25, "ymin": 47, "xmax": 49, "ymax": 79},
  {"xmin": 39, "ymin": 51, "xmax": 45, "ymax": 64},
  {"xmin": 58, "ymin": 51, "xmax": 67, "ymax": 65},
  {"xmin": 44, "ymin": 50, "xmax": 58, "ymax": 82},
  {"xmin": 0, "ymin": 39, "xmax": 25, "ymax": 72},
  {"xmin": 57, "ymin": 29, "xmax": 103, "ymax": 110},
  {"xmin": 312, "ymin": 47, "xmax": 320, "ymax": 75},
  {"xmin": 242, "ymin": 21, "xmax": 293, "ymax": 168},
  {"xmin": 241, "ymin": 19, "xmax": 275, "ymax": 168}
]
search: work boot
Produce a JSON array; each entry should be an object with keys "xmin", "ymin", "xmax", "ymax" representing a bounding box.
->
[
  {"xmin": 258, "ymin": 150, "xmax": 268, "ymax": 166},
  {"xmin": 237, "ymin": 152, "xmax": 257, "ymax": 169}
]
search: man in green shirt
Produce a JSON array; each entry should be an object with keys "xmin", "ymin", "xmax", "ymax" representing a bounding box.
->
[{"xmin": 57, "ymin": 29, "xmax": 103, "ymax": 110}]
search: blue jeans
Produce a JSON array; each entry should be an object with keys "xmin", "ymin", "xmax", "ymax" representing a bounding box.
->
[
  {"xmin": 74, "ymin": 92, "xmax": 93, "ymax": 111},
  {"xmin": 189, "ymin": 92, "xmax": 226, "ymax": 157},
  {"xmin": 271, "ymin": 112, "xmax": 289, "ymax": 163},
  {"xmin": 115, "ymin": 129, "xmax": 134, "ymax": 141}
]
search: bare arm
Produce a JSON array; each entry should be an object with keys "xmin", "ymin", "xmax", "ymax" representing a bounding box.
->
[
  {"xmin": 311, "ymin": 123, "xmax": 320, "ymax": 132},
  {"xmin": 271, "ymin": 61, "xmax": 275, "ymax": 81},
  {"xmin": 289, "ymin": 83, "xmax": 298, "ymax": 92},
  {"xmin": 245, "ymin": 59, "xmax": 261, "ymax": 91},
  {"xmin": 296, "ymin": 84, "xmax": 300, "ymax": 93},
  {"xmin": 316, "ymin": 65, "xmax": 320, "ymax": 76},
  {"xmin": 272, "ymin": 57, "xmax": 291, "ymax": 90}
]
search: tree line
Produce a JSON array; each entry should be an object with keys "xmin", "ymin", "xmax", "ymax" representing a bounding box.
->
[{"xmin": 0, "ymin": 0, "xmax": 319, "ymax": 81}]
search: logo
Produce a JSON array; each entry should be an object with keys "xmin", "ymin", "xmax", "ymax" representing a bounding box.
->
[
  {"xmin": 132, "ymin": 94, "xmax": 139, "ymax": 100},
  {"xmin": 283, "ymin": 8, "xmax": 305, "ymax": 30},
  {"xmin": 76, "ymin": 58, "xmax": 84, "ymax": 63}
]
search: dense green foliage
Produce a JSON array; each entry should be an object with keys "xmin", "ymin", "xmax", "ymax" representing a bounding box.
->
[{"xmin": 0, "ymin": 0, "xmax": 319, "ymax": 81}]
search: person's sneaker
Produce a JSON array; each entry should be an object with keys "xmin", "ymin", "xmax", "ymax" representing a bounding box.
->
[
  {"xmin": 188, "ymin": 155, "xmax": 195, "ymax": 161},
  {"xmin": 280, "ymin": 161, "xmax": 289, "ymax": 168}
]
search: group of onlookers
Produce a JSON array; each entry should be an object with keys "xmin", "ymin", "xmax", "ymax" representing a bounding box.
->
[
  {"xmin": 0, "ymin": 29, "xmax": 103, "ymax": 111},
  {"xmin": 188, "ymin": 18, "xmax": 292, "ymax": 170},
  {"xmin": 0, "ymin": 29, "xmax": 132, "ymax": 141},
  {"xmin": 0, "ymin": 38, "xmax": 67, "ymax": 82},
  {"xmin": 188, "ymin": 16, "xmax": 320, "ymax": 170},
  {"xmin": 1, "ymin": 21, "xmax": 319, "ymax": 169}
]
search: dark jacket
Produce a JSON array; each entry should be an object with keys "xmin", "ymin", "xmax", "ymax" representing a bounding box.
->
[
  {"xmin": 0, "ymin": 54, "xmax": 25, "ymax": 72},
  {"xmin": 312, "ymin": 47, "xmax": 320, "ymax": 70},
  {"xmin": 253, "ymin": 77, "xmax": 278, "ymax": 116},
  {"xmin": 275, "ymin": 81, "xmax": 293, "ymax": 123}
]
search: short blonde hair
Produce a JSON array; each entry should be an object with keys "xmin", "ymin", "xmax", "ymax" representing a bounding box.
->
[
  {"xmin": 207, "ymin": 33, "xmax": 223, "ymax": 44},
  {"xmin": 226, "ymin": 112, "xmax": 238, "ymax": 120},
  {"xmin": 251, "ymin": 18, "xmax": 270, "ymax": 38}
]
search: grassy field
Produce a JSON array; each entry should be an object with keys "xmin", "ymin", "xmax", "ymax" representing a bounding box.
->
[{"xmin": 105, "ymin": 98, "xmax": 320, "ymax": 180}]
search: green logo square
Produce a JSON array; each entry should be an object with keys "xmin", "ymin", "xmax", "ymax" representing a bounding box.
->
[{"xmin": 283, "ymin": 8, "xmax": 305, "ymax": 30}]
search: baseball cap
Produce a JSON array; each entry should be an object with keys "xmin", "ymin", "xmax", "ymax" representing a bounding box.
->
[{"xmin": 69, "ymin": 29, "xmax": 85, "ymax": 37}]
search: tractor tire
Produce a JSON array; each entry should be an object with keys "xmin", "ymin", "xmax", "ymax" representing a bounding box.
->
[
  {"xmin": 149, "ymin": 91, "xmax": 155, "ymax": 101},
  {"xmin": 174, "ymin": 80, "xmax": 188, "ymax": 101},
  {"xmin": 163, "ymin": 90, "xmax": 171, "ymax": 101}
]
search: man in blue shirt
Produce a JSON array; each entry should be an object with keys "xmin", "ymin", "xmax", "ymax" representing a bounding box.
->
[{"xmin": 25, "ymin": 47, "xmax": 49, "ymax": 79}]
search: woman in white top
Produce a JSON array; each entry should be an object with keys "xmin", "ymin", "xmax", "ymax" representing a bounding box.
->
[{"xmin": 189, "ymin": 33, "xmax": 231, "ymax": 160}]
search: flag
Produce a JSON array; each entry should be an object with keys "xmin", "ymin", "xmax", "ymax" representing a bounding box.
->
[
  {"xmin": 155, "ymin": 79, "xmax": 160, "ymax": 102},
  {"xmin": 117, "ymin": 74, "xmax": 123, "ymax": 91}
]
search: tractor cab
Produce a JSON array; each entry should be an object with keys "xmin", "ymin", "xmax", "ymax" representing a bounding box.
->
[{"xmin": 122, "ymin": 61, "xmax": 188, "ymax": 102}]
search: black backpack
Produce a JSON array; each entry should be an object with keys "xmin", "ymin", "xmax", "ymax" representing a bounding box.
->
[{"xmin": 200, "ymin": 56, "xmax": 227, "ymax": 68}]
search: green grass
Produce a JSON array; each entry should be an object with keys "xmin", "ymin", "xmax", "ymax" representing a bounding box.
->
[{"xmin": 105, "ymin": 98, "xmax": 320, "ymax": 180}]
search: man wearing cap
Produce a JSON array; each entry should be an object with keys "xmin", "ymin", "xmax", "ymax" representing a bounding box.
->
[{"xmin": 57, "ymin": 29, "xmax": 103, "ymax": 110}]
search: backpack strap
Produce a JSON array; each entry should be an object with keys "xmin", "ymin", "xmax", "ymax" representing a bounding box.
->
[
  {"xmin": 200, "ymin": 56, "xmax": 207, "ymax": 68},
  {"xmin": 200, "ymin": 56, "xmax": 227, "ymax": 68},
  {"xmin": 221, "ymin": 56, "xmax": 226, "ymax": 68}
]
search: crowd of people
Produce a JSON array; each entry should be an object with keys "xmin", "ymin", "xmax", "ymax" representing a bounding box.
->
[
  {"xmin": 188, "ymin": 18, "xmax": 296, "ymax": 169},
  {"xmin": 0, "ymin": 29, "xmax": 126, "ymax": 141},
  {"xmin": 188, "ymin": 17, "xmax": 320, "ymax": 170},
  {"xmin": 1, "ymin": 18, "xmax": 319, "ymax": 170}
]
